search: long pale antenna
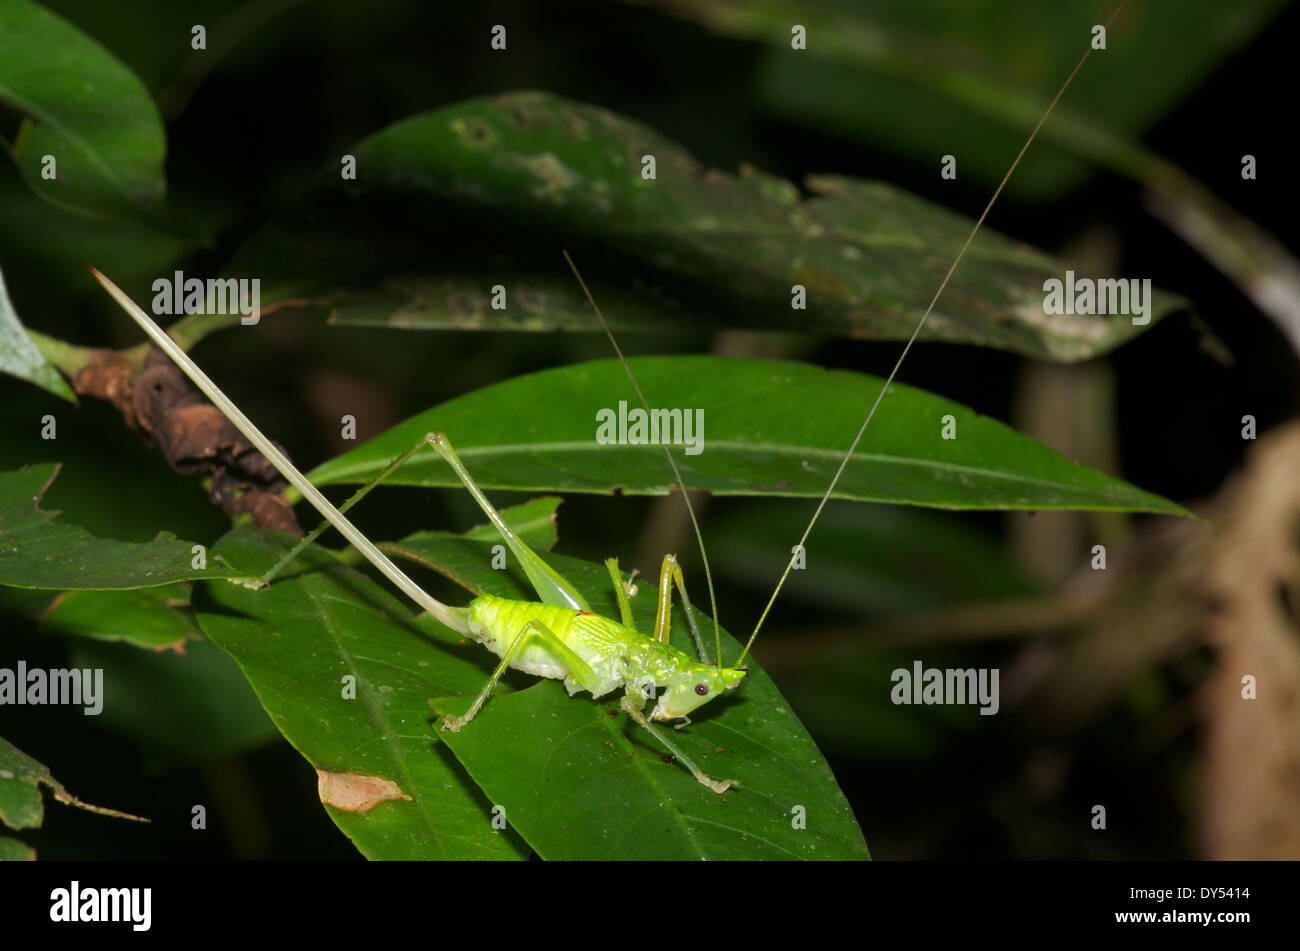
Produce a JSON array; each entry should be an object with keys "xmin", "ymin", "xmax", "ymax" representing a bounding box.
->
[
  {"xmin": 734, "ymin": 0, "xmax": 1131, "ymax": 665},
  {"xmin": 88, "ymin": 266, "xmax": 471, "ymax": 636},
  {"xmin": 563, "ymin": 249, "xmax": 723, "ymax": 669}
]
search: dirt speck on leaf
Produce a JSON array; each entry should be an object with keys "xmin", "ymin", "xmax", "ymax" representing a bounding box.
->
[
  {"xmin": 561, "ymin": 110, "xmax": 590, "ymax": 140},
  {"xmin": 523, "ymin": 153, "xmax": 580, "ymax": 202},
  {"xmin": 451, "ymin": 117, "xmax": 497, "ymax": 148}
]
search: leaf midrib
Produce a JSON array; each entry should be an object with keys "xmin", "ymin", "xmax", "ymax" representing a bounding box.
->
[{"xmin": 319, "ymin": 439, "xmax": 1152, "ymax": 498}]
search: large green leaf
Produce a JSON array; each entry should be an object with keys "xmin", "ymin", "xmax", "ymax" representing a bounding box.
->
[
  {"xmin": 207, "ymin": 91, "xmax": 1180, "ymax": 361},
  {"xmin": 308, "ymin": 356, "xmax": 1189, "ymax": 516},
  {"xmin": 0, "ymin": 464, "xmax": 240, "ymax": 589},
  {"xmin": 0, "ymin": 0, "xmax": 169, "ymax": 226},
  {"xmin": 0, "ymin": 261, "xmax": 74, "ymax": 401}
]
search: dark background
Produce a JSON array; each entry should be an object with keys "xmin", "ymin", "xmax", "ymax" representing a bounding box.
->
[{"xmin": 1, "ymin": 0, "xmax": 1296, "ymax": 859}]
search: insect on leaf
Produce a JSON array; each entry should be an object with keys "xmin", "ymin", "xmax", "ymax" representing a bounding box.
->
[{"xmin": 195, "ymin": 508, "xmax": 869, "ymax": 860}]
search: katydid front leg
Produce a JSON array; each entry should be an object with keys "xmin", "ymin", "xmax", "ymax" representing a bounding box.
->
[
  {"xmin": 620, "ymin": 692, "xmax": 737, "ymax": 794},
  {"xmin": 606, "ymin": 557, "xmax": 637, "ymax": 628}
]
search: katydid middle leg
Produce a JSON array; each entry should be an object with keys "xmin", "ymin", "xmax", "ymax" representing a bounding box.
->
[
  {"xmin": 650, "ymin": 553, "xmax": 709, "ymax": 664},
  {"xmin": 440, "ymin": 619, "xmax": 599, "ymax": 732}
]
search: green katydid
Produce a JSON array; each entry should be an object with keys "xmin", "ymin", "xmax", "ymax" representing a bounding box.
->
[
  {"xmin": 90, "ymin": 263, "xmax": 751, "ymax": 793},
  {"xmin": 86, "ymin": 0, "xmax": 1113, "ymax": 795}
]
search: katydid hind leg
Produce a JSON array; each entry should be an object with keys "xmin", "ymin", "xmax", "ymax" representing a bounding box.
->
[
  {"xmin": 88, "ymin": 267, "xmax": 470, "ymax": 636},
  {"xmin": 426, "ymin": 433, "xmax": 591, "ymax": 613}
]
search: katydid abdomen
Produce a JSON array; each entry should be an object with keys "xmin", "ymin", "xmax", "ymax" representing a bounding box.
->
[{"xmin": 465, "ymin": 594, "xmax": 624, "ymax": 694}]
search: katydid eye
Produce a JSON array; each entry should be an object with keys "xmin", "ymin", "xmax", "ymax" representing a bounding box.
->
[{"xmin": 694, "ymin": 683, "xmax": 709, "ymax": 696}]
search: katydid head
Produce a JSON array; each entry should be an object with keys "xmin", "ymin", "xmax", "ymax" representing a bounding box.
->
[{"xmin": 651, "ymin": 664, "xmax": 746, "ymax": 721}]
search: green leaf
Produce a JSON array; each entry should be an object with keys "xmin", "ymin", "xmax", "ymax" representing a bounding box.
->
[
  {"xmin": 40, "ymin": 585, "xmax": 200, "ymax": 651},
  {"xmin": 309, "ymin": 356, "xmax": 1190, "ymax": 516},
  {"xmin": 0, "ymin": 262, "xmax": 75, "ymax": 401},
  {"xmin": 0, "ymin": 464, "xmax": 241, "ymax": 589},
  {"xmin": 0, "ymin": 736, "xmax": 49, "ymax": 830},
  {"xmin": 0, "ymin": 835, "xmax": 35, "ymax": 860},
  {"xmin": 0, "ymin": 0, "xmax": 170, "ymax": 226},
  {"xmin": 217, "ymin": 91, "xmax": 1180, "ymax": 361},
  {"xmin": 458, "ymin": 495, "xmax": 560, "ymax": 549},
  {"xmin": 219, "ymin": 231, "xmax": 701, "ymax": 337},
  {"xmin": 194, "ymin": 528, "xmax": 531, "ymax": 860}
]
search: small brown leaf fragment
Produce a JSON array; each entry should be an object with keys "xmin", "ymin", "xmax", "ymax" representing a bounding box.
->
[{"xmin": 317, "ymin": 769, "xmax": 412, "ymax": 813}]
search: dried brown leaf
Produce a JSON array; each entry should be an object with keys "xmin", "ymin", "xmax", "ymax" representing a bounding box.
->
[{"xmin": 316, "ymin": 769, "xmax": 412, "ymax": 814}]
